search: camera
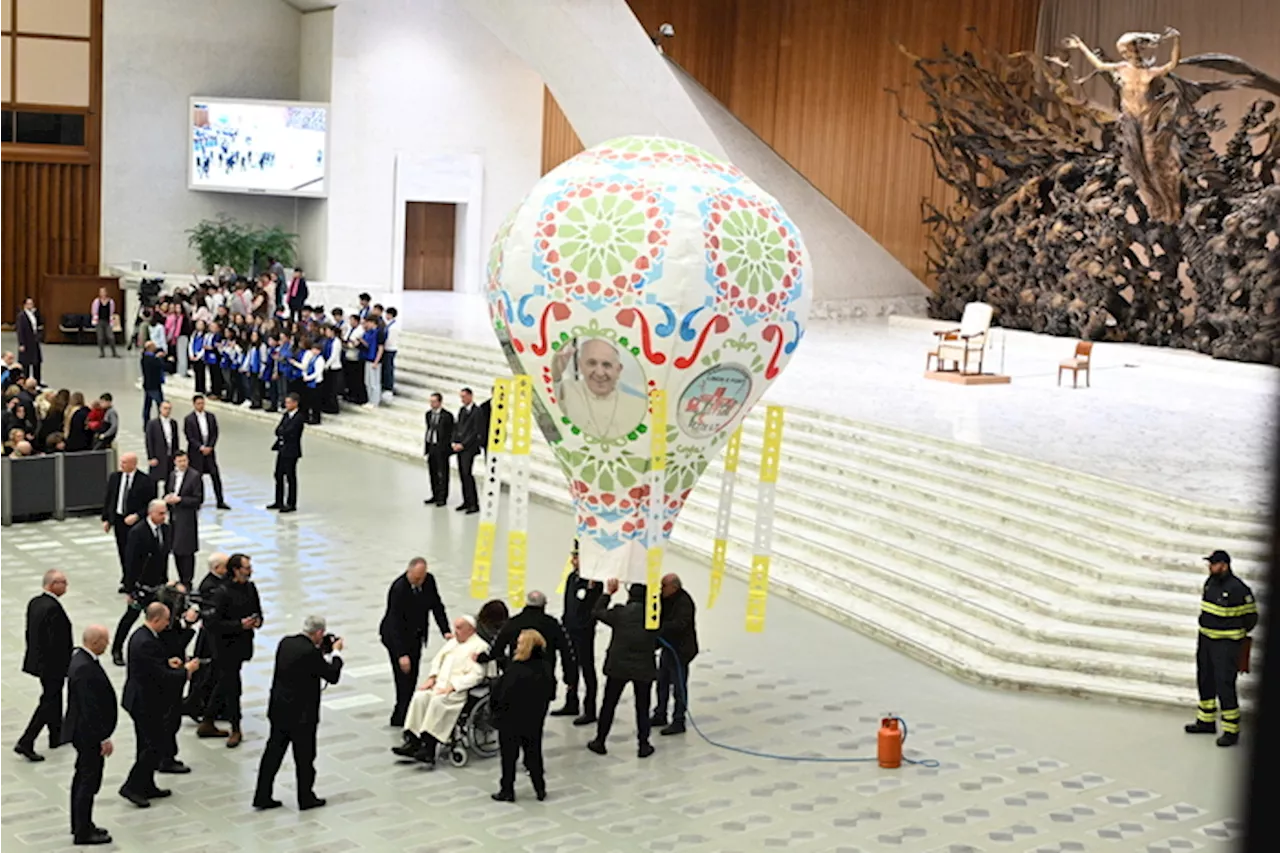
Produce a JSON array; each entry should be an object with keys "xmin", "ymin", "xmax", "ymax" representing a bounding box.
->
[
  {"xmin": 320, "ymin": 633, "xmax": 340, "ymax": 655},
  {"xmin": 138, "ymin": 277, "xmax": 164, "ymax": 308}
]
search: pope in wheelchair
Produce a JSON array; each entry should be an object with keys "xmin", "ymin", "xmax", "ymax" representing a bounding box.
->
[{"xmin": 391, "ymin": 615, "xmax": 494, "ymax": 767}]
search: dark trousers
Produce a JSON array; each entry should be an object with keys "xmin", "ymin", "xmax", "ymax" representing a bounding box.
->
[
  {"xmin": 96, "ymin": 324, "xmax": 118, "ymax": 357},
  {"xmin": 184, "ymin": 632, "xmax": 216, "ymax": 718},
  {"xmin": 208, "ymin": 362, "xmax": 225, "ymax": 398},
  {"xmin": 274, "ymin": 455, "xmax": 298, "ymax": 509},
  {"xmin": 427, "ymin": 449, "xmax": 450, "ymax": 502},
  {"xmin": 250, "ymin": 377, "xmax": 264, "ymax": 409},
  {"xmin": 596, "ymin": 677, "xmax": 652, "ymax": 745},
  {"xmin": 205, "ymin": 658, "xmax": 244, "ymax": 727},
  {"xmin": 141, "ymin": 389, "xmax": 164, "ymax": 427},
  {"xmin": 322, "ymin": 371, "xmax": 341, "ymax": 413},
  {"xmin": 564, "ymin": 628, "xmax": 598, "ymax": 713},
  {"xmin": 381, "ymin": 350, "xmax": 396, "ymax": 393},
  {"xmin": 192, "ymin": 361, "xmax": 207, "ymax": 395},
  {"xmin": 1196, "ymin": 635, "xmax": 1243, "ymax": 733},
  {"xmin": 498, "ymin": 725, "xmax": 545, "ymax": 794},
  {"xmin": 386, "ymin": 643, "xmax": 422, "ymax": 727},
  {"xmin": 17, "ymin": 673, "xmax": 65, "ymax": 748},
  {"xmin": 457, "ymin": 448, "xmax": 479, "ymax": 509},
  {"xmin": 343, "ymin": 360, "xmax": 366, "ymax": 404},
  {"xmin": 197, "ymin": 452, "xmax": 225, "ymax": 505},
  {"xmin": 655, "ymin": 649, "xmax": 690, "ymax": 724},
  {"xmin": 303, "ymin": 385, "xmax": 321, "ymax": 424},
  {"xmin": 111, "ymin": 519, "xmax": 131, "ymax": 582},
  {"xmin": 70, "ymin": 740, "xmax": 105, "ymax": 837},
  {"xmin": 122, "ymin": 715, "xmax": 164, "ymax": 795},
  {"xmin": 21, "ymin": 359, "xmax": 41, "ymax": 384},
  {"xmin": 112, "ymin": 605, "xmax": 142, "ymax": 657},
  {"xmin": 255, "ymin": 720, "xmax": 318, "ymax": 805},
  {"xmin": 174, "ymin": 554, "xmax": 195, "ymax": 588}
]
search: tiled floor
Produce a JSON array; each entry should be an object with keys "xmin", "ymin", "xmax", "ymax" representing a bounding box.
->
[{"xmin": 0, "ymin": 345, "xmax": 1252, "ymax": 852}]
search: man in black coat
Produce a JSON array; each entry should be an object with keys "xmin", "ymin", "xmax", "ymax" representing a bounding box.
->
[
  {"xmin": 423, "ymin": 393, "xmax": 454, "ymax": 506},
  {"xmin": 268, "ymin": 392, "xmax": 304, "ymax": 512},
  {"xmin": 119, "ymin": 603, "xmax": 200, "ymax": 808},
  {"xmin": 184, "ymin": 394, "xmax": 229, "ymax": 510},
  {"xmin": 140, "ymin": 343, "xmax": 167, "ymax": 429},
  {"xmin": 451, "ymin": 387, "xmax": 481, "ymax": 513},
  {"xmin": 111, "ymin": 500, "xmax": 172, "ymax": 666},
  {"xmin": 253, "ymin": 615, "xmax": 343, "ymax": 811},
  {"xmin": 182, "ymin": 553, "xmax": 229, "ymax": 720},
  {"xmin": 163, "ymin": 451, "xmax": 203, "ymax": 587},
  {"xmin": 555, "ymin": 544, "xmax": 603, "ymax": 724},
  {"xmin": 144, "ymin": 401, "xmax": 180, "ymax": 489},
  {"xmin": 379, "ymin": 557, "xmax": 450, "ymax": 727},
  {"xmin": 198, "ymin": 554, "xmax": 262, "ymax": 747},
  {"xmin": 587, "ymin": 581, "xmax": 658, "ymax": 759},
  {"xmin": 101, "ymin": 453, "xmax": 153, "ymax": 585},
  {"xmin": 481, "ymin": 590, "xmax": 573, "ymax": 685},
  {"xmin": 285, "ymin": 269, "xmax": 309, "ymax": 322},
  {"xmin": 490, "ymin": 639, "xmax": 554, "ymax": 803},
  {"xmin": 15, "ymin": 295, "xmax": 43, "ymax": 385},
  {"xmin": 14, "ymin": 569, "xmax": 73, "ymax": 762},
  {"xmin": 653, "ymin": 573, "xmax": 699, "ymax": 735},
  {"xmin": 63, "ymin": 624, "xmax": 117, "ymax": 846}
]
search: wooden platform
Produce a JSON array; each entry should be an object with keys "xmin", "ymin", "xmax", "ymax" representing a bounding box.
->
[{"xmin": 924, "ymin": 370, "xmax": 1012, "ymax": 386}]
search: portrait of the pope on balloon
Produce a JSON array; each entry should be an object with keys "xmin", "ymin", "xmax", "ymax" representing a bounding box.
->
[{"xmin": 551, "ymin": 336, "xmax": 649, "ymax": 440}]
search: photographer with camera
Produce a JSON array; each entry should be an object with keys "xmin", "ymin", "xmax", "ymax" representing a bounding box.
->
[
  {"xmin": 111, "ymin": 500, "xmax": 172, "ymax": 667},
  {"xmin": 198, "ymin": 554, "xmax": 261, "ymax": 748},
  {"xmin": 253, "ymin": 616, "xmax": 342, "ymax": 811},
  {"xmin": 154, "ymin": 582, "xmax": 200, "ymax": 775}
]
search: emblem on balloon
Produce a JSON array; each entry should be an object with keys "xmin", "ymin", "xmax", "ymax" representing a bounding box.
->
[{"xmin": 488, "ymin": 136, "xmax": 811, "ymax": 582}]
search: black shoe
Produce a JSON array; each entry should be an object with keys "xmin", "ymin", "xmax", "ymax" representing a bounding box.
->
[
  {"xmin": 423, "ymin": 499, "xmax": 435, "ymax": 505},
  {"xmin": 157, "ymin": 760, "xmax": 190, "ymax": 774},
  {"xmin": 265, "ymin": 503, "xmax": 282, "ymax": 510},
  {"xmin": 638, "ymin": 742, "xmax": 655, "ymax": 758},
  {"xmin": 111, "ymin": 652, "xmax": 125, "ymax": 667},
  {"xmin": 74, "ymin": 830, "xmax": 112, "ymax": 845},
  {"xmin": 1185, "ymin": 721, "xmax": 1216, "ymax": 734},
  {"xmin": 299, "ymin": 798, "xmax": 327, "ymax": 811},
  {"xmin": 491, "ymin": 790, "xmax": 515, "ymax": 802},
  {"xmin": 436, "ymin": 500, "xmax": 448, "ymax": 506},
  {"xmin": 143, "ymin": 788, "xmax": 172, "ymax": 799},
  {"xmin": 13, "ymin": 744, "xmax": 43, "ymax": 762},
  {"xmin": 572, "ymin": 713, "xmax": 597, "ymax": 727},
  {"xmin": 660, "ymin": 722, "xmax": 686, "ymax": 736},
  {"xmin": 391, "ymin": 743, "xmax": 418, "ymax": 758},
  {"xmin": 466, "ymin": 507, "xmax": 480, "ymax": 514},
  {"xmin": 252, "ymin": 798, "xmax": 283, "ymax": 810},
  {"xmin": 586, "ymin": 740, "xmax": 607, "ymax": 755},
  {"xmin": 455, "ymin": 504, "xmax": 468, "ymax": 512},
  {"xmin": 1217, "ymin": 732, "xmax": 1239, "ymax": 747},
  {"xmin": 118, "ymin": 788, "xmax": 150, "ymax": 808},
  {"xmin": 216, "ymin": 503, "xmax": 231, "ymax": 510},
  {"xmin": 550, "ymin": 699, "xmax": 579, "ymax": 717},
  {"xmin": 650, "ymin": 714, "xmax": 668, "ymax": 727},
  {"xmin": 535, "ymin": 787, "xmax": 547, "ymax": 802},
  {"xmin": 279, "ymin": 507, "xmax": 296, "ymax": 514}
]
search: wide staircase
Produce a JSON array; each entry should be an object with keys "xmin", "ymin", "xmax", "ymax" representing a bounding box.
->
[{"xmin": 171, "ymin": 331, "xmax": 1269, "ymax": 708}]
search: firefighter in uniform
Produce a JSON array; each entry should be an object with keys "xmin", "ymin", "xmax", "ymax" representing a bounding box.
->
[{"xmin": 1184, "ymin": 550, "xmax": 1257, "ymax": 747}]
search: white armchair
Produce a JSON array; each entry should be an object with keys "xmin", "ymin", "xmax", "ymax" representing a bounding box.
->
[{"xmin": 927, "ymin": 302, "xmax": 993, "ymax": 375}]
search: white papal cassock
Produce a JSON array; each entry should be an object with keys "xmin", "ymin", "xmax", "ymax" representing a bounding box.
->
[{"xmin": 404, "ymin": 632, "xmax": 491, "ymax": 741}]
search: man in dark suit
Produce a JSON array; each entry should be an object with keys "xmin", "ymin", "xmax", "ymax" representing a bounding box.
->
[
  {"xmin": 63, "ymin": 624, "xmax": 117, "ymax": 846},
  {"xmin": 163, "ymin": 451, "xmax": 203, "ymax": 587},
  {"xmin": 101, "ymin": 453, "xmax": 153, "ymax": 585},
  {"xmin": 144, "ymin": 401, "xmax": 180, "ymax": 490},
  {"xmin": 268, "ymin": 392, "xmax": 305, "ymax": 513},
  {"xmin": 557, "ymin": 542, "xmax": 603, "ymax": 724},
  {"xmin": 653, "ymin": 573, "xmax": 699, "ymax": 735},
  {"xmin": 182, "ymin": 553, "xmax": 228, "ymax": 720},
  {"xmin": 14, "ymin": 569, "xmax": 73, "ymax": 762},
  {"xmin": 451, "ymin": 387, "xmax": 481, "ymax": 513},
  {"xmin": 198, "ymin": 554, "xmax": 262, "ymax": 747},
  {"xmin": 379, "ymin": 557, "xmax": 451, "ymax": 727},
  {"xmin": 119, "ymin": 603, "xmax": 200, "ymax": 808},
  {"xmin": 111, "ymin": 500, "xmax": 172, "ymax": 666},
  {"xmin": 253, "ymin": 615, "xmax": 343, "ymax": 811},
  {"xmin": 184, "ymin": 394, "xmax": 229, "ymax": 510},
  {"xmin": 15, "ymin": 295, "xmax": 43, "ymax": 385},
  {"xmin": 140, "ymin": 342, "xmax": 167, "ymax": 428},
  {"xmin": 423, "ymin": 393, "xmax": 455, "ymax": 506},
  {"xmin": 285, "ymin": 268, "xmax": 309, "ymax": 322}
]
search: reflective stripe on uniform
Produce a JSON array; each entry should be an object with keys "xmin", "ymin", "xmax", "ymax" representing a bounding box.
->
[
  {"xmin": 1200, "ymin": 600, "xmax": 1259, "ymax": 618},
  {"xmin": 1198, "ymin": 627, "xmax": 1247, "ymax": 640},
  {"xmin": 1222, "ymin": 720, "xmax": 1240, "ymax": 734},
  {"xmin": 1221, "ymin": 708, "xmax": 1241, "ymax": 720},
  {"xmin": 1196, "ymin": 709, "xmax": 1216, "ymax": 723}
]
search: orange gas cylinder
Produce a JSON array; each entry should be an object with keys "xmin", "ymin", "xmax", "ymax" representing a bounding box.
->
[{"xmin": 878, "ymin": 717, "xmax": 903, "ymax": 769}]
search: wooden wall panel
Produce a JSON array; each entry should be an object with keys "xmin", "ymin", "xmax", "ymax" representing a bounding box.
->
[
  {"xmin": 540, "ymin": 0, "xmax": 1041, "ymax": 284},
  {"xmin": 2, "ymin": 160, "xmax": 98, "ymax": 313},
  {"xmin": 540, "ymin": 85, "xmax": 585, "ymax": 175}
]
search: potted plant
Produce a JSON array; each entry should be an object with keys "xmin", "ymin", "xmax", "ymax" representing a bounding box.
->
[{"xmin": 186, "ymin": 215, "xmax": 299, "ymax": 277}]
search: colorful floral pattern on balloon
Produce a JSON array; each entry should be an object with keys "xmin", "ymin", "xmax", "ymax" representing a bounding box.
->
[
  {"xmin": 486, "ymin": 208, "xmax": 519, "ymax": 328},
  {"xmin": 586, "ymin": 136, "xmax": 746, "ymax": 183},
  {"xmin": 702, "ymin": 187, "xmax": 805, "ymax": 326},
  {"xmin": 530, "ymin": 177, "xmax": 674, "ymax": 312}
]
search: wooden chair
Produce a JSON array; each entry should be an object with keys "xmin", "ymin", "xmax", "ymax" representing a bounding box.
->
[
  {"xmin": 927, "ymin": 302, "xmax": 992, "ymax": 374},
  {"xmin": 1058, "ymin": 341, "xmax": 1093, "ymax": 388}
]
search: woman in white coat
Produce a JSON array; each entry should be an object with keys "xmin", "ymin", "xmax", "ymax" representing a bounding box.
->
[{"xmin": 392, "ymin": 615, "xmax": 490, "ymax": 767}]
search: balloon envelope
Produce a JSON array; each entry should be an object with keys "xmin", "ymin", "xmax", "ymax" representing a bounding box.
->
[{"xmin": 487, "ymin": 136, "xmax": 811, "ymax": 581}]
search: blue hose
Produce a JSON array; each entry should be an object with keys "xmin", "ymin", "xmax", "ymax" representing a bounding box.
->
[{"xmin": 657, "ymin": 638, "xmax": 940, "ymax": 767}]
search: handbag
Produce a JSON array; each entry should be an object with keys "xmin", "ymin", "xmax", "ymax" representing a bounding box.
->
[{"xmin": 1238, "ymin": 637, "xmax": 1253, "ymax": 674}]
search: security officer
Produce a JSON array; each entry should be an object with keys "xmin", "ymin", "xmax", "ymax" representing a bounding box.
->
[{"xmin": 1184, "ymin": 550, "xmax": 1257, "ymax": 746}]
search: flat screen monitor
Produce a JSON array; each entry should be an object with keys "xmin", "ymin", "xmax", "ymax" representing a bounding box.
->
[{"xmin": 189, "ymin": 97, "xmax": 328, "ymax": 198}]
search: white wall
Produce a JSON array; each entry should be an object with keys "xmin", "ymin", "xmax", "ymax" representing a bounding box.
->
[
  {"xmin": 296, "ymin": 8, "xmax": 334, "ymax": 279},
  {"xmin": 101, "ymin": 0, "xmax": 302, "ymax": 273},
  {"xmin": 323, "ymin": 0, "xmax": 543, "ymax": 292}
]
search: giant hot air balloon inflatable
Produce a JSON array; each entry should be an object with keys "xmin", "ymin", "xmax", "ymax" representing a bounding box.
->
[{"xmin": 487, "ymin": 136, "xmax": 810, "ymax": 582}]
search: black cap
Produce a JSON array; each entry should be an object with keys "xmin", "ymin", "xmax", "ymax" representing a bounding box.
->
[{"xmin": 1204, "ymin": 550, "xmax": 1232, "ymax": 565}]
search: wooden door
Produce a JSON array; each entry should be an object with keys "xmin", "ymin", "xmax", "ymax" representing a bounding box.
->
[{"xmin": 404, "ymin": 201, "xmax": 456, "ymax": 291}]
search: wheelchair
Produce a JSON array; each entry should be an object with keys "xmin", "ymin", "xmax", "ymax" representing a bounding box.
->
[{"xmin": 442, "ymin": 680, "xmax": 500, "ymax": 767}]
